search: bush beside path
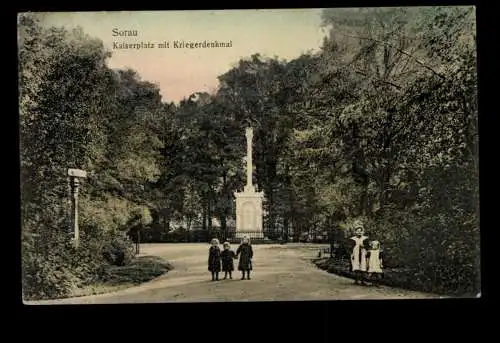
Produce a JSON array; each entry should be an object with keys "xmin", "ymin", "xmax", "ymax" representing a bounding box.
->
[
  {"xmin": 24, "ymin": 255, "xmax": 173, "ymax": 301},
  {"xmin": 312, "ymin": 257, "xmax": 464, "ymax": 297}
]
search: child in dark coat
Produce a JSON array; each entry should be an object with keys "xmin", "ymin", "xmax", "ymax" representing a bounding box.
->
[
  {"xmin": 221, "ymin": 241, "xmax": 237, "ymax": 279},
  {"xmin": 236, "ymin": 235, "xmax": 253, "ymax": 280},
  {"xmin": 208, "ymin": 238, "xmax": 222, "ymax": 281}
]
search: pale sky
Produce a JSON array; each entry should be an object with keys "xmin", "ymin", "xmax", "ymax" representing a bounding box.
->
[{"xmin": 34, "ymin": 10, "xmax": 328, "ymax": 104}]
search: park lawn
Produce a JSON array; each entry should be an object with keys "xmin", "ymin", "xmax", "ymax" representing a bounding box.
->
[{"xmin": 70, "ymin": 256, "xmax": 174, "ymax": 298}]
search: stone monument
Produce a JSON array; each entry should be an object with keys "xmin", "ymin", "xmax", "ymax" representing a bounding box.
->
[{"xmin": 234, "ymin": 127, "xmax": 264, "ymax": 239}]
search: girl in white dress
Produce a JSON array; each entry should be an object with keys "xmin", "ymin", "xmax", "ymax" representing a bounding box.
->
[
  {"xmin": 348, "ymin": 224, "xmax": 370, "ymax": 285},
  {"xmin": 366, "ymin": 240, "xmax": 384, "ymax": 284}
]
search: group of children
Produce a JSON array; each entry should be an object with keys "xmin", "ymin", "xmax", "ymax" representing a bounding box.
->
[
  {"xmin": 348, "ymin": 224, "xmax": 385, "ymax": 286},
  {"xmin": 208, "ymin": 235, "xmax": 253, "ymax": 281},
  {"xmin": 208, "ymin": 226, "xmax": 384, "ymax": 285}
]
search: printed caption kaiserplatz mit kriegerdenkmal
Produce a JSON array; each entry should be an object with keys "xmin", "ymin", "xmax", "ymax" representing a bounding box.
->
[{"xmin": 112, "ymin": 29, "xmax": 233, "ymax": 50}]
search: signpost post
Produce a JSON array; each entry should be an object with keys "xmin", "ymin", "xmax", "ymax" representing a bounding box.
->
[
  {"xmin": 135, "ymin": 207, "xmax": 147, "ymax": 255},
  {"xmin": 68, "ymin": 168, "xmax": 87, "ymax": 248},
  {"xmin": 136, "ymin": 228, "xmax": 141, "ymax": 255}
]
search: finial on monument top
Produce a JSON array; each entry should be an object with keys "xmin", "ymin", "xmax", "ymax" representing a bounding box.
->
[{"xmin": 245, "ymin": 126, "xmax": 253, "ymax": 138}]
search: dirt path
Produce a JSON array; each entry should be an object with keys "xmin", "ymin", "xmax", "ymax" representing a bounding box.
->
[{"xmin": 25, "ymin": 243, "xmax": 438, "ymax": 304}]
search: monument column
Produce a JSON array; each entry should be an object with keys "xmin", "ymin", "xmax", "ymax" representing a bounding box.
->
[{"xmin": 245, "ymin": 127, "xmax": 254, "ymax": 191}]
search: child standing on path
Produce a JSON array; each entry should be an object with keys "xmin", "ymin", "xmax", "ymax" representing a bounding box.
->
[
  {"xmin": 208, "ymin": 238, "xmax": 222, "ymax": 281},
  {"xmin": 366, "ymin": 240, "xmax": 384, "ymax": 284},
  {"xmin": 236, "ymin": 235, "xmax": 253, "ymax": 280},
  {"xmin": 221, "ymin": 241, "xmax": 237, "ymax": 280},
  {"xmin": 348, "ymin": 222, "xmax": 370, "ymax": 285}
]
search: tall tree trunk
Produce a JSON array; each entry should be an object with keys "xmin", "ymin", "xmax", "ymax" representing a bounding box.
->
[
  {"xmin": 221, "ymin": 170, "xmax": 228, "ymax": 239},
  {"xmin": 151, "ymin": 209, "xmax": 160, "ymax": 225},
  {"xmin": 351, "ymin": 124, "xmax": 370, "ymax": 217},
  {"xmin": 362, "ymin": 183, "xmax": 369, "ymax": 216},
  {"xmin": 378, "ymin": 168, "xmax": 391, "ymax": 212},
  {"xmin": 206, "ymin": 188, "xmax": 214, "ymax": 239},
  {"xmin": 221, "ymin": 216, "xmax": 227, "ymax": 241},
  {"xmin": 283, "ymin": 215, "xmax": 289, "ymax": 242},
  {"xmin": 162, "ymin": 209, "xmax": 169, "ymax": 233},
  {"xmin": 267, "ymin": 188, "xmax": 275, "ymax": 235},
  {"xmin": 202, "ymin": 198, "xmax": 207, "ymax": 232},
  {"xmin": 207, "ymin": 196, "xmax": 213, "ymax": 232},
  {"xmin": 378, "ymin": 107, "xmax": 396, "ymax": 213}
]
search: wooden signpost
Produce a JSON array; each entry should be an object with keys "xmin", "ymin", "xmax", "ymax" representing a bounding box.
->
[
  {"xmin": 68, "ymin": 168, "xmax": 87, "ymax": 248},
  {"xmin": 136, "ymin": 207, "xmax": 148, "ymax": 255}
]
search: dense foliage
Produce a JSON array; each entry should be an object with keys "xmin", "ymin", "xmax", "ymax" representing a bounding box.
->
[
  {"xmin": 19, "ymin": 6, "xmax": 479, "ymax": 298},
  {"xmin": 19, "ymin": 14, "xmax": 153, "ymax": 299}
]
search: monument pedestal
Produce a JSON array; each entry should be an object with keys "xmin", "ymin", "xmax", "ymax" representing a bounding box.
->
[{"xmin": 234, "ymin": 185, "xmax": 264, "ymax": 239}]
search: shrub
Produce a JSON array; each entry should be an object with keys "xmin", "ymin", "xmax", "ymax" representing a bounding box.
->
[
  {"xmin": 68, "ymin": 234, "xmax": 108, "ymax": 285},
  {"xmin": 188, "ymin": 229, "xmax": 209, "ymax": 243},
  {"xmin": 22, "ymin": 225, "xmax": 137, "ymax": 300},
  {"xmin": 102, "ymin": 231, "xmax": 135, "ymax": 266},
  {"xmin": 22, "ymin": 252, "xmax": 78, "ymax": 300},
  {"xmin": 361, "ymin": 203, "xmax": 480, "ymax": 295},
  {"xmin": 166, "ymin": 228, "xmax": 188, "ymax": 242},
  {"xmin": 21, "ymin": 230, "xmax": 78, "ymax": 300}
]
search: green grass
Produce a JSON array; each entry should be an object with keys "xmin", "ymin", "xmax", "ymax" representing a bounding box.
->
[{"xmin": 69, "ymin": 255, "xmax": 174, "ymax": 298}]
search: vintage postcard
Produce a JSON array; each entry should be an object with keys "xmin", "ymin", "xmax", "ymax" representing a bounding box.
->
[{"xmin": 19, "ymin": 8, "xmax": 479, "ymax": 304}]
